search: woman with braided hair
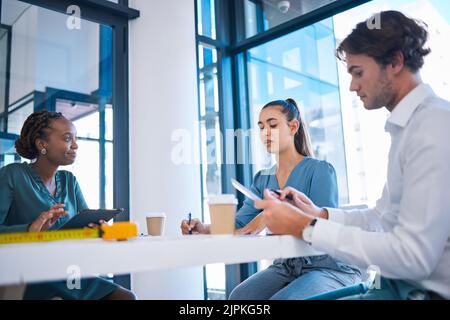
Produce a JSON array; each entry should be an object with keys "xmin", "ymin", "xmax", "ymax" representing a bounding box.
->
[{"xmin": 0, "ymin": 109, "xmax": 136, "ymax": 300}]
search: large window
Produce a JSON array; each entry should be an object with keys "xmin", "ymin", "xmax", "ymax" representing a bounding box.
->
[
  {"xmin": 334, "ymin": 0, "xmax": 450, "ymax": 206},
  {"xmin": 247, "ymin": 17, "xmax": 349, "ymax": 204},
  {"xmin": 197, "ymin": 42, "xmax": 227, "ymax": 300},
  {"xmin": 197, "ymin": 0, "xmax": 217, "ymax": 39},
  {"xmin": 243, "ymin": 0, "xmax": 450, "ymax": 208},
  {"xmin": 195, "ymin": 0, "xmax": 450, "ymax": 298},
  {"xmin": 0, "ymin": 24, "xmax": 9, "ymax": 121},
  {"xmin": 0, "ymin": 0, "xmax": 137, "ymax": 288},
  {"xmin": 242, "ymin": 0, "xmax": 340, "ymax": 39},
  {"xmin": 0, "ymin": 0, "xmax": 113, "ymax": 209}
]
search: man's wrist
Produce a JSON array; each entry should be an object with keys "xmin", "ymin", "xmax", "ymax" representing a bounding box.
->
[
  {"xmin": 301, "ymin": 218, "xmax": 317, "ymax": 242},
  {"xmin": 319, "ymin": 208, "xmax": 329, "ymax": 220},
  {"xmin": 291, "ymin": 215, "xmax": 311, "ymax": 238}
]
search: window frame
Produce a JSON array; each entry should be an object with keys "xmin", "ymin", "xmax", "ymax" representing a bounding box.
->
[
  {"xmin": 1, "ymin": 0, "xmax": 139, "ymax": 289},
  {"xmin": 0, "ymin": 23, "xmax": 11, "ymax": 130}
]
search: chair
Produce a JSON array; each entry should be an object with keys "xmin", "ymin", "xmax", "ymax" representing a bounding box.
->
[{"xmin": 305, "ymin": 268, "xmax": 378, "ymax": 300}]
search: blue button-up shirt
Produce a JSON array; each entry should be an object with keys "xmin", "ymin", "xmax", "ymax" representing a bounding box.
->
[{"xmin": 235, "ymin": 156, "xmax": 339, "ymax": 228}]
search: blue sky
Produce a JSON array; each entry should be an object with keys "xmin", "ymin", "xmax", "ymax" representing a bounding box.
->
[
  {"xmin": 381, "ymin": 0, "xmax": 450, "ymax": 23},
  {"xmin": 430, "ymin": 0, "xmax": 450, "ymax": 23},
  {"xmin": 358, "ymin": 0, "xmax": 450, "ymax": 24}
]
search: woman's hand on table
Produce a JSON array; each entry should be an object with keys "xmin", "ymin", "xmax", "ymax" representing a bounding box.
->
[{"xmin": 28, "ymin": 204, "xmax": 69, "ymax": 232}]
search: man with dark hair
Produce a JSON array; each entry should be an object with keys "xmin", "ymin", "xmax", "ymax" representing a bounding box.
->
[
  {"xmin": 336, "ymin": 10, "xmax": 430, "ymax": 74},
  {"xmin": 255, "ymin": 10, "xmax": 450, "ymax": 299}
]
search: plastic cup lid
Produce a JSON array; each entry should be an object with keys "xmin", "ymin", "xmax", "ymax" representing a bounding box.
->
[
  {"xmin": 208, "ymin": 194, "xmax": 238, "ymax": 205},
  {"xmin": 145, "ymin": 212, "xmax": 166, "ymax": 218}
]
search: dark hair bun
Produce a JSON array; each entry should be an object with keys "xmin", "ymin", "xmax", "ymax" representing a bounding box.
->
[
  {"xmin": 286, "ymin": 98, "xmax": 298, "ymax": 109},
  {"xmin": 15, "ymin": 136, "xmax": 38, "ymax": 160}
]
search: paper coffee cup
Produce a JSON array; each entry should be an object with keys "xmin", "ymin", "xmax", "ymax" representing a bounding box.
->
[
  {"xmin": 208, "ymin": 195, "xmax": 237, "ymax": 235},
  {"xmin": 146, "ymin": 212, "xmax": 166, "ymax": 236}
]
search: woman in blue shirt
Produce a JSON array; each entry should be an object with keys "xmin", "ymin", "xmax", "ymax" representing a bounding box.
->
[
  {"xmin": 181, "ymin": 99, "xmax": 361, "ymax": 299},
  {"xmin": 0, "ymin": 110, "xmax": 135, "ymax": 300}
]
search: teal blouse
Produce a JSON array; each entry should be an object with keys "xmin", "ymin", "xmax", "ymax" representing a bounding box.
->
[
  {"xmin": 0, "ymin": 162, "xmax": 88, "ymax": 233},
  {"xmin": 0, "ymin": 162, "xmax": 118, "ymax": 300},
  {"xmin": 236, "ymin": 157, "xmax": 339, "ymax": 228}
]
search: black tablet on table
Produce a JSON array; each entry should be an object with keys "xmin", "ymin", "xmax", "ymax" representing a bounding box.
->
[{"xmin": 58, "ymin": 208, "xmax": 124, "ymax": 230}]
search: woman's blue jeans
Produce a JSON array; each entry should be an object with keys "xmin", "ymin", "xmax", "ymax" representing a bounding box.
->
[{"xmin": 229, "ymin": 255, "xmax": 361, "ymax": 300}]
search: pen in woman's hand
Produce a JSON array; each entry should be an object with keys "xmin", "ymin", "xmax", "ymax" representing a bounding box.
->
[
  {"xmin": 188, "ymin": 212, "xmax": 192, "ymax": 234},
  {"xmin": 271, "ymin": 189, "xmax": 293, "ymax": 201}
]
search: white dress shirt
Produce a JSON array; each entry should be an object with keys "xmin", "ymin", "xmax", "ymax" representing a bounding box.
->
[{"xmin": 311, "ymin": 83, "xmax": 450, "ymax": 299}]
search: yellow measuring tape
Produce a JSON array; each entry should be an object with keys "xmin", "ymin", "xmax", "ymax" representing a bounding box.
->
[{"xmin": 0, "ymin": 222, "xmax": 138, "ymax": 245}]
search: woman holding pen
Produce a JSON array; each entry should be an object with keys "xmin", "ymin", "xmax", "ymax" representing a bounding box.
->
[{"xmin": 180, "ymin": 99, "xmax": 361, "ymax": 300}]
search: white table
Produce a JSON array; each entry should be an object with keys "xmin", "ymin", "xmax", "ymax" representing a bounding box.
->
[{"xmin": 0, "ymin": 234, "xmax": 322, "ymax": 286}]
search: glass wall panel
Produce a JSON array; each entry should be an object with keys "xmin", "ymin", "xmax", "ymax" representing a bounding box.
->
[
  {"xmin": 0, "ymin": 25, "xmax": 9, "ymax": 115},
  {"xmin": 197, "ymin": 0, "xmax": 217, "ymax": 39},
  {"xmin": 334, "ymin": 0, "xmax": 450, "ymax": 206},
  {"xmin": 243, "ymin": 0, "xmax": 339, "ymax": 39},
  {"xmin": 1, "ymin": 0, "xmax": 114, "ymax": 210},
  {"xmin": 198, "ymin": 42, "xmax": 226, "ymax": 300},
  {"xmin": 247, "ymin": 18, "xmax": 349, "ymax": 204}
]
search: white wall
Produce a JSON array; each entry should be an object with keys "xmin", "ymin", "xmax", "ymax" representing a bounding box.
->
[{"xmin": 129, "ymin": 0, "xmax": 204, "ymax": 299}]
